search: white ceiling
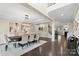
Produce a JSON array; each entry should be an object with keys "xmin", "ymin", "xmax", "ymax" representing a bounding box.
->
[
  {"xmin": 48, "ymin": 3, "xmax": 79, "ymax": 22},
  {"xmin": 1, "ymin": 3, "xmax": 78, "ymax": 24},
  {"xmin": 47, "ymin": 3, "xmax": 71, "ymax": 12},
  {"xmin": 0, "ymin": 3, "xmax": 50, "ymax": 24},
  {"xmin": 28, "ymin": 3, "xmax": 48, "ymax": 15}
]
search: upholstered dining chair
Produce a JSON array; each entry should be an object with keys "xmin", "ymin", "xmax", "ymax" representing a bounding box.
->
[
  {"xmin": 18, "ymin": 34, "xmax": 28, "ymax": 49},
  {"xmin": 7, "ymin": 33, "xmax": 22, "ymax": 48},
  {"xmin": 4, "ymin": 34, "xmax": 17, "ymax": 51},
  {"xmin": 28, "ymin": 34, "xmax": 34, "ymax": 45},
  {"xmin": 4, "ymin": 34, "xmax": 10, "ymax": 51},
  {"xmin": 34, "ymin": 34, "xmax": 39, "ymax": 43}
]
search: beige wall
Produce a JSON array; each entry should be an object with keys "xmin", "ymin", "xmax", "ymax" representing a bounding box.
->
[
  {"xmin": 0, "ymin": 20, "xmax": 9, "ymax": 44},
  {"xmin": 0, "ymin": 20, "xmax": 9, "ymax": 35}
]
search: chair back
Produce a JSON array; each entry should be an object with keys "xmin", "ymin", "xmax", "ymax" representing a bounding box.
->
[
  {"xmin": 4, "ymin": 34, "xmax": 9, "ymax": 45},
  {"xmin": 36, "ymin": 34, "xmax": 39, "ymax": 40},
  {"xmin": 22, "ymin": 34, "xmax": 28, "ymax": 43},
  {"xmin": 34, "ymin": 34, "xmax": 36, "ymax": 38},
  {"xmin": 29, "ymin": 34, "xmax": 34, "ymax": 42}
]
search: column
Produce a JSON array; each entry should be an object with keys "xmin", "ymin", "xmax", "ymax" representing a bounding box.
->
[{"xmin": 52, "ymin": 21, "xmax": 55, "ymax": 41}]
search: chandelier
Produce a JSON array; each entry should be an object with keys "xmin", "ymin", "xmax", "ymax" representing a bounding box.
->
[{"xmin": 21, "ymin": 15, "xmax": 31, "ymax": 34}]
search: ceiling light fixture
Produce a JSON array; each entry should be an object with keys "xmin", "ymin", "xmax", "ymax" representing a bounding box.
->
[
  {"xmin": 61, "ymin": 14, "xmax": 64, "ymax": 16},
  {"xmin": 22, "ymin": 14, "xmax": 31, "ymax": 24}
]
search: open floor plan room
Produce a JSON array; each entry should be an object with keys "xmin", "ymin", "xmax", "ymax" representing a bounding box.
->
[{"xmin": 0, "ymin": 3, "xmax": 79, "ymax": 56}]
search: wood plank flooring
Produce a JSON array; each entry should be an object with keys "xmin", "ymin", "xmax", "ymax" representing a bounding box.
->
[{"xmin": 22, "ymin": 36, "xmax": 78, "ymax": 56}]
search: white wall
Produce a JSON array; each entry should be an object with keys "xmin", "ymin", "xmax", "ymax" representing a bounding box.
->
[{"xmin": 73, "ymin": 9, "xmax": 79, "ymax": 38}]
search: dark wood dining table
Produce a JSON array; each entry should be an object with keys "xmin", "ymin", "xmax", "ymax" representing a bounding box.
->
[
  {"xmin": 7, "ymin": 36, "xmax": 22, "ymax": 48},
  {"xmin": 8, "ymin": 36, "xmax": 22, "ymax": 42}
]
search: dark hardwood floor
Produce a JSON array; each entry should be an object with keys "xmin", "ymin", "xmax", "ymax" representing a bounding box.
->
[{"xmin": 22, "ymin": 36, "xmax": 78, "ymax": 56}]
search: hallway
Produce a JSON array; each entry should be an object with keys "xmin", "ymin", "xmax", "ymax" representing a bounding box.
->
[{"xmin": 22, "ymin": 36, "xmax": 78, "ymax": 56}]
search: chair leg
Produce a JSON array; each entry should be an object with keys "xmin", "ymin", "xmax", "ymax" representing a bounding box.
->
[
  {"xmin": 5, "ymin": 45, "xmax": 8, "ymax": 51},
  {"xmin": 32, "ymin": 41, "xmax": 35, "ymax": 45},
  {"xmin": 27, "ymin": 43, "xmax": 28, "ymax": 47},
  {"xmin": 28, "ymin": 42, "xmax": 31, "ymax": 46},
  {"xmin": 13, "ymin": 43, "xmax": 16, "ymax": 48},
  {"xmin": 18, "ymin": 43, "xmax": 20, "ymax": 47},
  {"xmin": 18, "ymin": 43, "xmax": 23, "ymax": 49},
  {"xmin": 22, "ymin": 46, "xmax": 24, "ymax": 49}
]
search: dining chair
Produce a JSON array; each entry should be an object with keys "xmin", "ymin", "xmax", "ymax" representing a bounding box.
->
[
  {"xmin": 34, "ymin": 34, "xmax": 39, "ymax": 43},
  {"xmin": 4, "ymin": 34, "xmax": 10, "ymax": 51},
  {"xmin": 3, "ymin": 34, "xmax": 18, "ymax": 51},
  {"xmin": 7, "ymin": 33, "xmax": 21, "ymax": 48},
  {"xmin": 28, "ymin": 34, "xmax": 34, "ymax": 45},
  {"xmin": 18, "ymin": 34, "xmax": 28, "ymax": 49}
]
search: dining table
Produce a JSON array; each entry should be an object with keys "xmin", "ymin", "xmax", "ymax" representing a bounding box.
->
[{"xmin": 7, "ymin": 35, "xmax": 22, "ymax": 48}]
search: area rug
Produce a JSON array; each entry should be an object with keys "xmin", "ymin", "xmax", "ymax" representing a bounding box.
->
[{"xmin": 0, "ymin": 40, "xmax": 47, "ymax": 56}]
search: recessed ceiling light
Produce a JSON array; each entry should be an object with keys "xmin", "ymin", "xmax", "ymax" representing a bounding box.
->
[{"xmin": 61, "ymin": 14, "xmax": 64, "ymax": 16}]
